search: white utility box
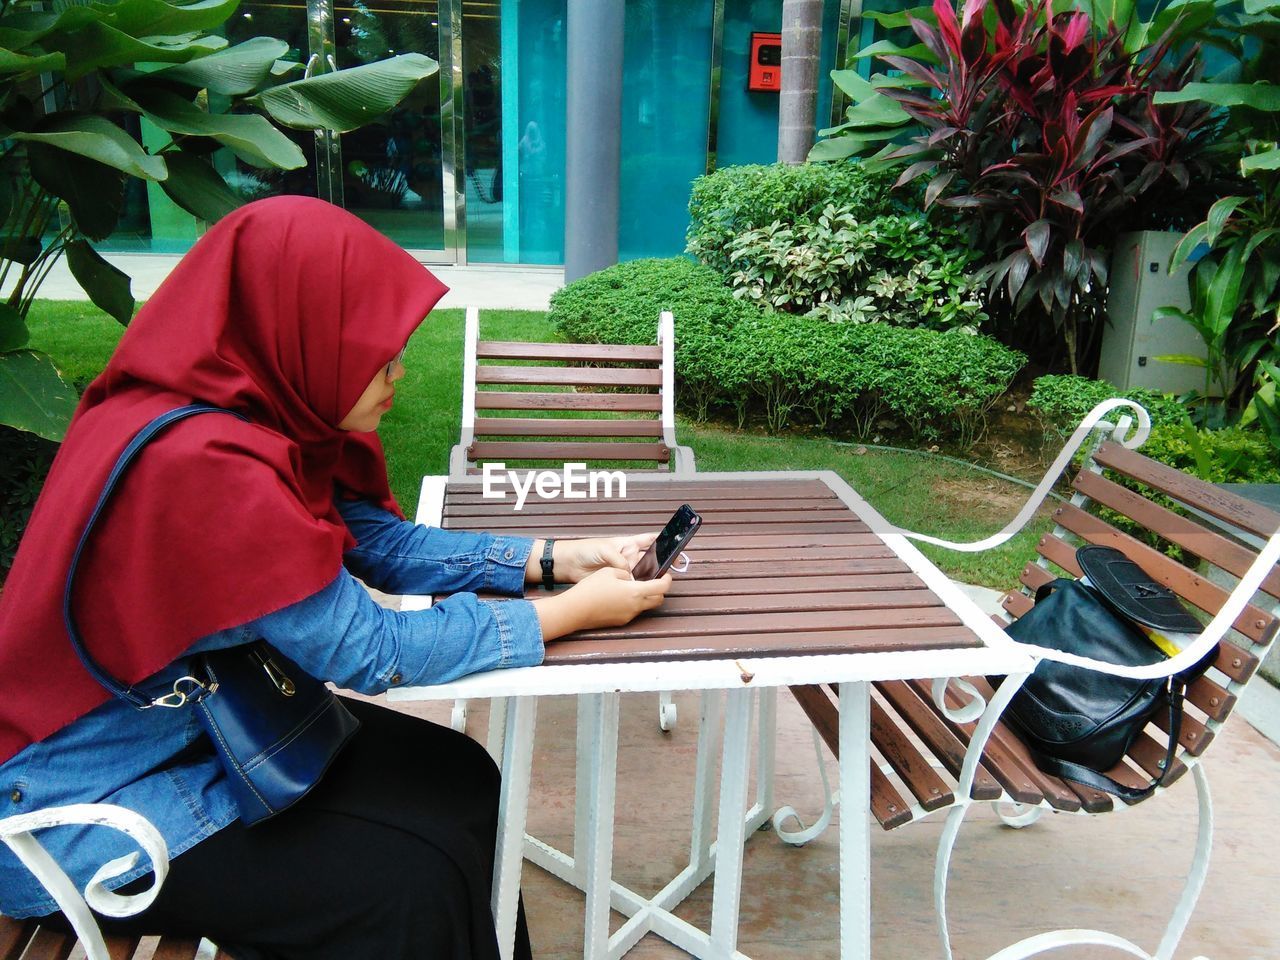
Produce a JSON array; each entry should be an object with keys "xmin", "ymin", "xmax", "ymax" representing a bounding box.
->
[{"xmin": 1100, "ymin": 230, "xmax": 1211, "ymax": 395}]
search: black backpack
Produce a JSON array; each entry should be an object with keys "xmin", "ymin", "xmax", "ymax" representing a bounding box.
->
[{"xmin": 995, "ymin": 545, "xmax": 1216, "ymax": 801}]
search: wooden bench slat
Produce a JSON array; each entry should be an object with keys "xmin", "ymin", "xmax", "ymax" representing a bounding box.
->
[
  {"xmin": 656, "ymin": 589, "xmax": 940, "ymax": 617},
  {"xmin": 869, "ymin": 698, "xmax": 954, "ymax": 812},
  {"xmin": 472, "ymin": 418, "xmax": 663, "ymax": 438},
  {"xmin": 1036, "ymin": 533, "xmax": 1260, "ymax": 683},
  {"xmin": 475, "ymin": 365, "xmax": 663, "ymax": 388},
  {"xmin": 1093, "ymin": 440, "xmax": 1280, "ymax": 540},
  {"xmin": 467, "ymin": 441, "xmax": 670, "ymax": 462},
  {"xmin": 151, "ymin": 939, "xmax": 204, "ymax": 959},
  {"xmin": 474, "ymin": 391, "xmax": 664, "ymax": 412},
  {"xmin": 106, "ymin": 936, "xmax": 143, "ymax": 960},
  {"xmin": 1149, "ymin": 701, "xmax": 1214, "ymax": 756},
  {"xmin": 1125, "ymin": 729, "xmax": 1190, "ymax": 788},
  {"xmin": 788, "ymin": 685, "xmax": 915, "ymax": 830},
  {"xmin": 0, "ymin": 918, "xmax": 33, "ymax": 960},
  {"xmin": 22, "ymin": 926, "xmax": 75, "ymax": 960},
  {"xmin": 873, "ymin": 681, "xmax": 1003, "ymax": 802},
  {"xmin": 1050, "ymin": 502, "xmax": 1277, "ymax": 643},
  {"xmin": 1074, "ymin": 469, "xmax": 1280, "ymax": 600},
  {"xmin": 477, "ymin": 340, "xmax": 663, "ymax": 362}
]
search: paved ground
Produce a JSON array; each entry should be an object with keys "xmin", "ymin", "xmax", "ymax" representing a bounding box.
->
[
  {"xmin": 367, "ymin": 687, "xmax": 1279, "ymax": 960},
  {"xmin": 34, "ymin": 253, "xmax": 566, "ymax": 311}
]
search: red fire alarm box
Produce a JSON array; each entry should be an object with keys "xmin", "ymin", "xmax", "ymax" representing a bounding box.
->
[{"xmin": 749, "ymin": 32, "xmax": 782, "ymax": 92}]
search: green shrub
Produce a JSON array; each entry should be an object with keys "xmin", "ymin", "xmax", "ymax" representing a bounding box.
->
[
  {"xmin": 549, "ymin": 257, "xmax": 756, "ymax": 345},
  {"xmin": 1140, "ymin": 424, "xmax": 1280, "ymax": 484},
  {"xmin": 1, "ymin": 426, "xmax": 57, "ymax": 578},
  {"xmin": 726, "ymin": 208, "xmax": 988, "ymax": 331},
  {"xmin": 686, "ymin": 162, "xmax": 901, "ymax": 274},
  {"xmin": 1028, "ymin": 374, "xmax": 1188, "ymax": 435}
]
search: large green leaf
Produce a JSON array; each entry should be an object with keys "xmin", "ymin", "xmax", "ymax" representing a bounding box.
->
[
  {"xmin": 0, "ymin": 234, "xmax": 41, "ymax": 266},
  {"xmin": 860, "ymin": 5, "xmax": 934, "ymax": 29},
  {"xmin": 1168, "ymin": 220, "xmax": 1208, "ymax": 274},
  {"xmin": 1154, "ymin": 82, "xmax": 1280, "ymax": 112},
  {"xmin": 97, "ymin": 0, "xmax": 241, "ymax": 39},
  {"xmin": 64, "ymin": 239, "xmax": 134, "ymax": 325},
  {"xmin": 245, "ymin": 53, "xmax": 438, "ymax": 132},
  {"xmin": 1241, "ymin": 147, "xmax": 1280, "ymax": 174},
  {"xmin": 1243, "ymin": 0, "xmax": 1280, "ymax": 14},
  {"xmin": 26, "ymin": 141, "xmax": 126, "ymax": 241},
  {"xmin": 0, "ymin": 49, "xmax": 66, "ymax": 76},
  {"xmin": 158, "ymin": 150, "xmax": 243, "ymax": 221},
  {"xmin": 0, "ymin": 303, "xmax": 29, "ymax": 352},
  {"xmin": 0, "ymin": 350, "xmax": 79, "ymax": 440},
  {"xmin": 149, "ymin": 37, "xmax": 290, "ymax": 95},
  {"xmin": 43, "ymin": 21, "xmax": 215, "ymax": 82},
  {"xmin": 127, "ymin": 87, "xmax": 306, "ymax": 168},
  {"xmin": 853, "ymin": 39, "xmax": 940, "ymax": 65},
  {"xmin": 1204, "ymin": 243, "xmax": 1247, "ymax": 343},
  {"xmin": 7, "ymin": 116, "xmax": 167, "ymax": 181},
  {"xmin": 830, "ymin": 69, "xmax": 878, "ymax": 101},
  {"xmin": 808, "ymin": 136, "xmax": 870, "ymax": 161},
  {"xmin": 1205, "ymin": 195, "xmax": 1247, "ymax": 246},
  {"xmin": 0, "ymin": 6, "xmax": 103, "ymax": 50}
]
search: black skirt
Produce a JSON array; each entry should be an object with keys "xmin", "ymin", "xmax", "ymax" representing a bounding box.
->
[{"xmin": 86, "ymin": 697, "xmax": 533, "ymax": 960}]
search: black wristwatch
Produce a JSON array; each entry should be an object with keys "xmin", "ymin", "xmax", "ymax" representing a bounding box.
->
[{"xmin": 540, "ymin": 539, "xmax": 556, "ymax": 591}]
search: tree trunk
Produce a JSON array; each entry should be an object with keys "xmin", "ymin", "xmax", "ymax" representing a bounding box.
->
[{"xmin": 778, "ymin": 0, "xmax": 823, "ymax": 165}]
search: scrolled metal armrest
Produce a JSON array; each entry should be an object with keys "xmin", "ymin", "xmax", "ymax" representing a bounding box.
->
[
  {"xmin": 889, "ymin": 399, "xmax": 1153, "ymax": 554},
  {"xmin": 0, "ymin": 802, "xmax": 169, "ymax": 959}
]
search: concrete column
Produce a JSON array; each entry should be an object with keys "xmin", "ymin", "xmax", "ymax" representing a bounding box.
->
[{"xmin": 564, "ymin": 0, "xmax": 624, "ymax": 282}]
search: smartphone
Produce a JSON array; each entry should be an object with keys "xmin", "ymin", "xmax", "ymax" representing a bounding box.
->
[{"xmin": 631, "ymin": 504, "xmax": 702, "ymax": 581}]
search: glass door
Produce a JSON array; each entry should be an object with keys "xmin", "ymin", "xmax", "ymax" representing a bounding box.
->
[{"xmin": 221, "ymin": 0, "xmax": 460, "ymax": 261}]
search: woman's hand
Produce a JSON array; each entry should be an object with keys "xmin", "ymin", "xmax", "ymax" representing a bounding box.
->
[
  {"xmin": 525, "ymin": 534, "xmax": 658, "ymax": 585},
  {"xmin": 530, "ymin": 568, "xmax": 673, "ymax": 641}
]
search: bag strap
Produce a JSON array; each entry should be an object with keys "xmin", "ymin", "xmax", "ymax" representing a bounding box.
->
[
  {"xmin": 1026, "ymin": 681, "xmax": 1186, "ymax": 803},
  {"xmin": 63, "ymin": 403, "xmax": 249, "ymax": 709}
]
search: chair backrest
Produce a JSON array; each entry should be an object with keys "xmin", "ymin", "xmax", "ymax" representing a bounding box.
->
[
  {"xmin": 1001, "ymin": 437, "xmax": 1280, "ymax": 788},
  {"xmin": 449, "ymin": 307, "xmax": 684, "ymax": 478}
]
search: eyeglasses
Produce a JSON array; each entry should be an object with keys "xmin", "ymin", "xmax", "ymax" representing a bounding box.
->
[{"xmin": 385, "ymin": 345, "xmax": 407, "ymax": 379}]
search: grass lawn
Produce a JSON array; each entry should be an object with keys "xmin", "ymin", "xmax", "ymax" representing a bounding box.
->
[{"xmin": 26, "ymin": 300, "xmax": 1048, "ymax": 589}]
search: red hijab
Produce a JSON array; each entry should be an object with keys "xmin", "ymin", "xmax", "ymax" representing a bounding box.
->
[{"xmin": 0, "ymin": 196, "xmax": 448, "ymax": 763}]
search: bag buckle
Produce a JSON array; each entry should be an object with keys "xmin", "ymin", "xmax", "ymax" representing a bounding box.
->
[
  {"xmin": 251, "ymin": 646, "xmax": 296, "ymax": 696},
  {"xmin": 145, "ymin": 676, "xmax": 217, "ymax": 709}
]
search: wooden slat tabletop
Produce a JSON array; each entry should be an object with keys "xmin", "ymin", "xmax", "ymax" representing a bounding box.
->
[{"xmin": 441, "ymin": 475, "xmax": 985, "ymax": 664}]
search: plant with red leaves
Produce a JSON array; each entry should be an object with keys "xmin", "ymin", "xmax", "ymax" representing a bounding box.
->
[{"xmin": 829, "ymin": 0, "xmax": 1221, "ymax": 373}]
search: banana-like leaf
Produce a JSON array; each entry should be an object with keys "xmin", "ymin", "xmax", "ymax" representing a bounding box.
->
[
  {"xmin": 1204, "ymin": 243, "xmax": 1247, "ymax": 341},
  {"xmin": 98, "ymin": 0, "xmax": 242, "ymax": 40},
  {"xmin": 1205, "ymin": 195, "xmax": 1247, "ymax": 246},
  {"xmin": 244, "ymin": 53, "xmax": 438, "ymax": 132},
  {"xmin": 1154, "ymin": 82, "xmax": 1280, "ymax": 112},
  {"xmin": 830, "ymin": 69, "xmax": 878, "ymax": 101},
  {"xmin": 149, "ymin": 37, "xmax": 290, "ymax": 95},
  {"xmin": 0, "ymin": 303, "xmax": 29, "ymax": 352},
  {"xmin": 43, "ymin": 21, "xmax": 215, "ymax": 82},
  {"xmin": 127, "ymin": 86, "xmax": 306, "ymax": 168},
  {"xmin": 853, "ymin": 39, "xmax": 940, "ymax": 65},
  {"xmin": 0, "ymin": 49, "xmax": 66, "ymax": 76},
  {"xmin": 1244, "ymin": 0, "xmax": 1280, "ymax": 14},
  {"xmin": 860, "ymin": 5, "xmax": 934, "ymax": 29},
  {"xmin": 0, "ymin": 350, "xmax": 79, "ymax": 440},
  {"xmin": 808, "ymin": 136, "xmax": 871, "ymax": 161},
  {"xmin": 26, "ymin": 141, "xmax": 125, "ymax": 241},
  {"xmin": 1152, "ymin": 353, "xmax": 1209, "ymax": 366},
  {"xmin": 1242, "ymin": 147, "xmax": 1280, "ymax": 174},
  {"xmin": 158, "ymin": 150, "xmax": 243, "ymax": 221},
  {"xmin": 65, "ymin": 239, "xmax": 134, "ymax": 325},
  {"xmin": 7, "ymin": 115, "xmax": 167, "ymax": 181},
  {"xmin": 0, "ymin": 6, "xmax": 102, "ymax": 50}
]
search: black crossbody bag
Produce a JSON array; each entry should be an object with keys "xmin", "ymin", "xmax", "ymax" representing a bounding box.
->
[
  {"xmin": 64, "ymin": 404, "xmax": 361, "ymax": 825},
  {"xmin": 995, "ymin": 545, "xmax": 1217, "ymax": 802}
]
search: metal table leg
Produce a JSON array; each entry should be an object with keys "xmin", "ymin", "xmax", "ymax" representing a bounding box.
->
[
  {"xmin": 581, "ymin": 692, "xmax": 622, "ymax": 960},
  {"xmin": 708, "ymin": 688, "xmax": 755, "ymax": 957},
  {"xmin": 492, "ymin": 695, "xmax": 538, "ymax": 960},
  {"xmin": 839, "ymin": 682, "xmax": 871, "ymax": 960}
]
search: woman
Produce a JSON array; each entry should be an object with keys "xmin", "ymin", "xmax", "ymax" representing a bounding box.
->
[{"xmin": 0, "ymin": 196, "xmax": 672, "ymax": 958}]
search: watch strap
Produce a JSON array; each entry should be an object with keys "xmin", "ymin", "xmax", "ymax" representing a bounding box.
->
[{"xmin": 540, "ymin": 539, "xmax": 555, "ymax": 591}]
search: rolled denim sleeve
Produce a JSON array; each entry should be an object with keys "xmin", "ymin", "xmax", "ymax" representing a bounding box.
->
[
  {"xmin": 244, "ymin": 571, "xmax": 544, "ymax": 692},
  {"xmin": 338, "ymin": 496, "xmax": 533, "ymax": 597}
]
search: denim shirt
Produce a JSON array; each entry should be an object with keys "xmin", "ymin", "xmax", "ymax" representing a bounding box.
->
[{"xmin": 0, "ymin": 499, "xmax": 542, "ymax": 918}]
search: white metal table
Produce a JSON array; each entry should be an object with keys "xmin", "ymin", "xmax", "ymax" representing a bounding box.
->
[{"xmin": 390, "ymin": 470, "xmax": 1035, "ymax": 960}]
